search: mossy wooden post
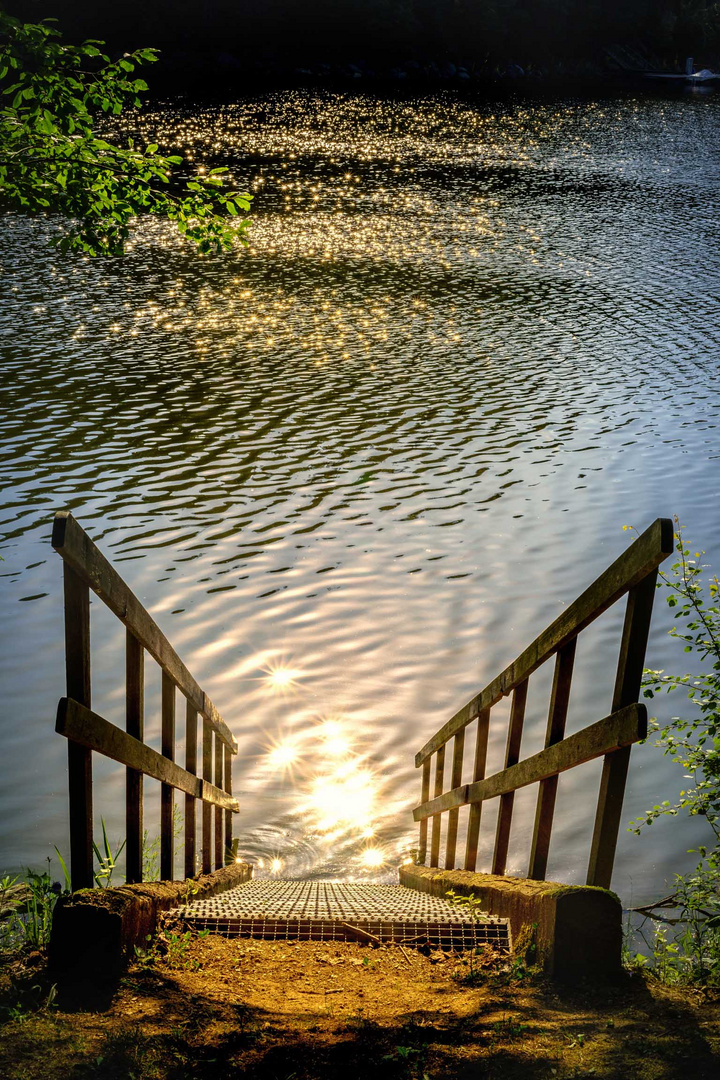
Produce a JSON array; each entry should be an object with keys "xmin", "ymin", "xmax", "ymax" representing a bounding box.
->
[
  {"xmin": 587, "ymin": 570, "xmax": 660, "ymax": 888},
  {"xmin": 429, "ymin": 745, "xmax": 445, "ymax": 867},
  {"xmin": 161, "ymin": 672, "xmax": 175, "ymax": 881},
  {"xmin": 202, "ymin": 719, "xmax": 212, "ymax": 874},
  {"xmin": 444, "ymin": 729, "xmax": 465, "ymax": 869},
  {"xmin": 224, "ymin": 745, "xmax": 233, "ymax": 864},
  {"xmin": 418, "ymin": 759, "xmax": 431, "ymax": 864},
  {"xmin": 185, "ymin": 701, "xmax": 197, "ymax": 879},
  {"xmin": 464, "ymin": 707, "xmax": 490, "ymax": 871},
  {"xmin": 214, "ymin": 736, "xmax": 223, "ymax": 870},
  {"xmin": 528, "ymin": 640, "xmax": 576, "ymax": 880},
  {"xmin": 492, "ymin": 679, "xmax": 528, "ymax": 875},
  {"xmin": 125, "ymin": 631, "xmax": 144, "ymax": 883},
  {"xmin": 63, "ymin": 562, "xmax": 93, "ymax": 891}
]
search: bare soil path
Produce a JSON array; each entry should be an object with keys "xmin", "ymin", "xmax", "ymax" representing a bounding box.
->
[{"xmin": 1, "ymin": 936, "xmax": 719, "ymax": 1079}]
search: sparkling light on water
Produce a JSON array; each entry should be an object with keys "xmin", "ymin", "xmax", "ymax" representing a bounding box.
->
[{"xmin": 1, "ymin": 91, "xmax": 720, "ymax": 900}]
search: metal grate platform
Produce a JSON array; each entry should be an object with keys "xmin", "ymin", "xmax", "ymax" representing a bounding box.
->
[{"xmin": 174, "ymin": 880, "xmax": 510, "ymax": 950}]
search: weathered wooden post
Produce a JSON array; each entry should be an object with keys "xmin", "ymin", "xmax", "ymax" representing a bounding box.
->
[
  {"xmin": 126, "ymin": 631, "xmax": 144, "ymax": 883},
  {"xmin": 161, "ymin": 672, "xmax": 175, "ymax": 880},
  {"xmin": 528, "ymin": 639, "xmax": 576, "ymax": 880},
  {"xmin": 202, "ymin": 719, "xmax": 212, "ymax": 874},
  {"xmin": 492, "ymin": 679, "xmax": 528, "ymax": 875},
  {"xmin": 63, "ymin": 559, "xmax": 93, "ymax": 891},
  {"xmin": 587, "ymin": 568, "xmax": 662, "ymax": 888},
  {"xmin": 214, "ymin": 735, "xmax": 223, "ymax": 869},
  {"xmin": 464, "ymin": 707, "xmax": 489, "ymax": 871},
  {"xmin": 185, "ymin": 701, "xmax": 197, "ymax": 878},
  {"xmin": 224, "ymin": 745, "xmax": 233, "ymax": 864}
]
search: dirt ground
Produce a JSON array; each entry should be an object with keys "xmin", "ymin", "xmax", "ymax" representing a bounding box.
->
[{"xmin": 1, "ymin": 933, "xmax": 719, "ymax": 1079}]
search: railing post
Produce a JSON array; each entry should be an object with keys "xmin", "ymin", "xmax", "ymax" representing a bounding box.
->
[
  {"xmin": 224, "ymin": 745, "xmax": 233, "ymax": 864},
  {"xmin": 464, "ymin": 707, "xmax": 490, "ymax": 871},
  {"xmin": 125, "ymin": 631, "xmax": 144, "ymax": 883},
  {"xmin": 417, "ymin": 759, "xmax": 431, "ymax": 864},
  {"xmin": 214, "ymin": 736, "xmax": 223, "ymax": 870},
  {"xmin": 63, "ymin": 563, "xmax": 94, "ymax": 892},
  {"xmin": 444, "ymin": 729, "xmax": 465, "ymax": 869},
  {"xmin": 185, "ymin": 701, "xmax": 197, "ymax": 879},
  {"xmin": 587, "ymin": 572, "xmax": 659, "ymax": 888},
  {"xmin": 202, "ymin": 719, "xmax": 212, "ymax": 874},
  {"xmin": 528, "ymin": 639, "xmax": 576, "ymax": 880},
  {"xmin": 492, "ymin": 679, "xmax": 528, "ymax": 876},
  {"xmin": 429, "ymin": 745, "xmax": 446, "ymax": 868},
  {"xmin": 160, "ymin": 672, "xmax": 175, "ymax": 880}
]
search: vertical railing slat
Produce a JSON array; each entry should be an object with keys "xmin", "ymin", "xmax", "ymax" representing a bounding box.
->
[
  {"xmin": 160, "ymin": 672, "xmax": 175, "ymax": 880},
  {"xmin": 417, "ymin": 758, "xmax": 431, "ymax": 865},
  {"xmin": 125, "ymin": 631, "xmax": 144, "ymax": 883},
  {"xmin": 464, "ymin": 707, "xmax": 490, "ymax": 871},
  {"xmin": 492, "ymin": 679, "xmax": 528, "ymax": 876},
  {"xmin": 444, "ymin": 729, "xmax": 466, "ymax": 869},
  {"xmin": 64, "ymin": 564, "xmax": 94, "ymax": 892},
  {"xmin": 429, "ymin": 744, "xmax": 446, "ymax": 868},
  {"xmin": 185, "ymin": 700, "xmax": 197, "ymax": 879},
  {"xmin": 528, "ymin": 639, "xmax": 576, "ymax": 880},
  {"xmin": 202, "ymin": 719, "xmax": 212, "ymax": 874},
  {"xmin": 224, "ymin": 745, "xmax": 233, "ymax": 865},
  {"xmin": 214, "ymin": 736, "xmax": 223, "ymax": 870},
  {"xmin": 587, "ymin": 571, "xmax": 659, "ymax": 888}
]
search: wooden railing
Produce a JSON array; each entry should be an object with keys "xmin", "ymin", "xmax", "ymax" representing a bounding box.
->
[
  {"xmin": 413, "ymin": 518, "xmax": 674, "ymax": 890},
  {"xmin": 52, "ymin": 512, "xmax": 239, "ymax": 892}
]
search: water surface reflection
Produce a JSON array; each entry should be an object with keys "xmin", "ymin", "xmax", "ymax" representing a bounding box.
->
[{"xmin": 1, "ymin": 90, "xmax": 719, "ymax": 903}]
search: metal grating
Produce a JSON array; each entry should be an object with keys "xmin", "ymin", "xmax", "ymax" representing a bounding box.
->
[{"xmin": 174, "ymin": 880, "xmax": 510, "ymax": 950}]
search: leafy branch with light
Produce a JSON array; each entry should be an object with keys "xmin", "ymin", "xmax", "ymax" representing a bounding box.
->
[{"xmin": 0, "ymin": 13, "xmax": 252, "ymax": 255}]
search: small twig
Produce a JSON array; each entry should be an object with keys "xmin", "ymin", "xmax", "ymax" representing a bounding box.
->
[
  {"xmin": 628, "ymin": 894, "xmax": 679, "ymax": 915},
  {"xmin": 399, "ymin": 945, "xmax": 413, "ymax": 964},
  {"xmin": 339, "ymin": 922, "xmax": 383, "ymax": 946},
  {"xmin": 293, "ymin": 988, "xmax": 345, "ymax": 995}
]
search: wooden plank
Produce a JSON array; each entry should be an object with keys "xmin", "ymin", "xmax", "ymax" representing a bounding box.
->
[
  {"xmin": 125, "ymin": 631, "xmax": 144, "ymax": 884},
  {"xmin": 587, "ymin": 572, "xmax": 659, "ymax": 888},
  {"xmin": 52, "ymin": 512, "xmax": 237, "ymax": 754},
  {"xmin": 417, "ymin": 759, "xmax": 431, "ymax": 864},
  {"xmin": 444, "ymin": 729, "xmax": 465, "ymax": 870},
  {"xmin": 415, "ymin": 518, "xmax": 673, "ymax": 766},
  {"xmin": 202, "ymin": 719, "xmax": 212, "ymax": 874},
  {"xmin": 492, "ymin": 680, "xmax": 528, "ymax": 875},
  {"xmin": 413, "ymin": 703, "xmax": 646, "ymax": 821},
  {"xmin": 55, "ymin": 698, "xmax": 239, "ymax": 810},
  {"xmin": 464, "ymin": 707, "xmax": 490, "ymax": 871},
  {"xmin": 224, "ymin": 745, "xmax": 233, "ymax": 865},
  {"xmin": 528, "ymin": 639, "xmax": 576, "ymax": 880},
  {"xmin": 201, "ymin": 778, "xmax": 238, "ymax": 812},
  {"xmin": 161, "ymin": 672, "xmax": 175, "ymax": 881},
  {"xmin": 429, "ymin": 745, "xmax": 445, "ymax": 868},
  {"xmin": 214, "ymin": 734, "xmax": 223, "ymax": 870},
  {"xmin": 63, "ymin": 564, "xmax": 93, "ymax": 892},
  {"xmin": 185, "ymin": 701, "xmax": 197, "ymax": 879}
]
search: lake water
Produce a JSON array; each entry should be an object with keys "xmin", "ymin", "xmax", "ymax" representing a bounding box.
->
[{"xmin": 1, "ymin": 88, "xmax": 719, "ymax": 906}]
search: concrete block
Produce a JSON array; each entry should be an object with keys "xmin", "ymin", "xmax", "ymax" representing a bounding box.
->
[
  {"xmin": 49, "ymin": 862, "xmax": 252, "ymax": 983},
  {"xmin": 400, "ymin": 864, "xmax": 621, "ymax": 982}
]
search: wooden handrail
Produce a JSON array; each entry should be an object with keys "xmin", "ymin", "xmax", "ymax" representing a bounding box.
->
[
  {"xmin": 413, "ymin": 704, "xmax": 646, "ymax": 819},
  {"xmin": 411, "ymin": 517, "xmax": 674, "ymax": 891},
  {"xmin": 415, "ymin": 517, "xmax": 673, "ymax": 766},
  {"xmin": 57, "ymin": 698, "xmax": 239, "ymax": 812},
  {"xmin": 52, "ymin": 511, "xmax": 237, "ymax": 753},
  {"xmin": 53, "ymin": 511, "xmax": 240, "ymax": 890}
]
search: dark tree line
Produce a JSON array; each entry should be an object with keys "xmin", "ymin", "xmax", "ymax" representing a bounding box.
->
[{"xmin": 6, "ymin": 1, "xmax": 720, "ymax": 68}]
